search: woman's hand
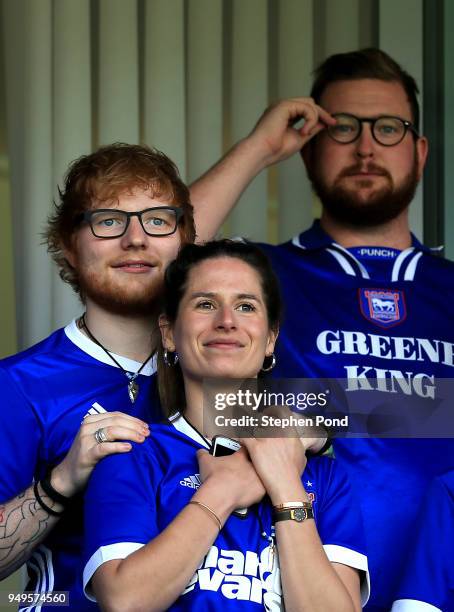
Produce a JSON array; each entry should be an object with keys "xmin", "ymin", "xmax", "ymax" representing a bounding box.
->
[
  {"xmin": 196, "ymin": 448, "xmax": 265, "ymax": 515},
  {"xmin": 241, "ymin": 437, "xmax": 308, "ymax": 505},
  {"xmin": 50, "ymin": 412, "xmax": 150, "ymax": 497}
]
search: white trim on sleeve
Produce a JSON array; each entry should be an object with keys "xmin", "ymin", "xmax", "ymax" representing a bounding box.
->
[
  {"xmin": 83, "ymin": 542, "xmax": 145, "ymax": 601},
  {"xmin": 323, "ymin": 544, "xmax": 370, "ymax": 606},
  {"xmin": 391, "ymin": 599, "xmax": 442, "ymax": 612}
]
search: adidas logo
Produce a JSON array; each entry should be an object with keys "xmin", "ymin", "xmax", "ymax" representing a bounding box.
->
[
  {"xmin": 180, "ymin": 474, "xmax": 202, "ymax": 489},
  {"xmin": 83, "ymin": 402, "xmax": 107, "ymax": 419}
]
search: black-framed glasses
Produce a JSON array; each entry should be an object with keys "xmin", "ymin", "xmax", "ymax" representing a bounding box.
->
[
  {"xmin": 79, "ymin": 206, "xmax": 184, "ymax": 238},
  {"xmin": 327, "ymin": 113, "xmax": 419, "ymax": 146}
]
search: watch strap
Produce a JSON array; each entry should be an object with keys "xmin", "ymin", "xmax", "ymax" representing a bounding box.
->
[{"xmin": 273, "ymin": 506, "xmax": 314, "ymax": 523}]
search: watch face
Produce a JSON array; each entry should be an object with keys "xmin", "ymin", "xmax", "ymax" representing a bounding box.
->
[{"xmin": 293, "ymin": 508, "xmax": 306, "ymax": 522}]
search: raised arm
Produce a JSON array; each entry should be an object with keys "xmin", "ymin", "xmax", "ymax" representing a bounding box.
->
[
  {"xmin": 190, "ymin": 97, "xmax": 336, "ymax": 242},
  {"xmin": 90, "ymin": 448, "xmax": 265, "ymax": 612},
  {"xmin": 0, "ymin": 411, "xmax": 149, "ymax": 580},
  {"xmin": 241, "ymin": 437, "xmax": 363, "ymax": 612}
]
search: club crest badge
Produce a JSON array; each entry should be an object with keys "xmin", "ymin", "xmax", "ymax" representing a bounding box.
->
[{"xmin": 359, "ymin": 288, "xmax": 407, "ymax": 328}]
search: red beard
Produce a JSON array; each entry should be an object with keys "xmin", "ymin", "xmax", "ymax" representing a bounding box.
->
[{"xmin": 77, "ymin": 267, "xmax": 164, "ymax": 316}]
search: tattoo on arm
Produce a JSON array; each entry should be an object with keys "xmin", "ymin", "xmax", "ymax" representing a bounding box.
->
[{"xmin": 0, "ymin": 484, "xmax": 60, "ymax": 579}]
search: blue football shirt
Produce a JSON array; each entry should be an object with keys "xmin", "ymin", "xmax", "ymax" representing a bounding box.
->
[
  {"xmin": 83, "ymin": 413, "xmax": 370, "ymax": 610},
  {"xmin": 255, "ymin": 221, "xmax": 454, "ymax": 611},
  {"xmin": 0, "ymin": 320, "xmax": 160, "ymax": 611},
  {"xmin": 392, "ymin": 470, "xmax": 454, "ymax": 612}
]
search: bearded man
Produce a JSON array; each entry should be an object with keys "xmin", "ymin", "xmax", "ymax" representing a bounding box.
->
[
  {"xmin": 190, "ymin": 49, "xmax": 454, "ymax": 611},
  {"xmin": 0, "ymin": 144, "xmax": 194, "ymax": 610}
]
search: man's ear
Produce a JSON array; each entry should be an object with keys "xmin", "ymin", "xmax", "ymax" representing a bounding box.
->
[
  {"xmin": 62, "ymin": 235, "xmax": 78, "ymax": 269},
  {"xmin": 415, "ymin": 136, "xmax": 428, "ymax": 180},
  {"xmin": 159, "ymin": 314, "xmax": 175, "ymax": 350}
]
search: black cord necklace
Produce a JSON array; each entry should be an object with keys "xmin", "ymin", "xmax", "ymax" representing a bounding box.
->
[
  {"xmin": 180, "ymin": 414, "xmax": 211, "ymax": 448},
  {"xmin": 80, "ymin": 313, "xmax": 154, "ymax": 403}
]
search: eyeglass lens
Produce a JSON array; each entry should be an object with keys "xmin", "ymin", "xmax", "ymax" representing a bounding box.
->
[
  {"xmin": 90, "ymin": 208, "xmax": 178, "ymax": 237},
  {"xmin": 328, "ymin": 114, "xmax": 407, "ymax": 145}
]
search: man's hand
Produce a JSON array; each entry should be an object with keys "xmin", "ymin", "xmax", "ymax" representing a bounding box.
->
[
  {"xmin": 50, "ymin": 412, "xmax": 150, "ymax": 497},
  {"xmin": 248, "ymin": 97, "xmax": 336, "ymax": 168},
  {"xmin": 190, "ymin": 96, "xmax": 336, "ymax": 241}
]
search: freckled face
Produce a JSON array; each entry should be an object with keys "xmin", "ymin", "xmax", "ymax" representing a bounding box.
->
[
  {"xmin": 66, "ymin": 187, "xmax": 182, "ymax": 315},
  {"xmin": 161, "ymin": 257, "xmax": 277, "ymax": 382}
]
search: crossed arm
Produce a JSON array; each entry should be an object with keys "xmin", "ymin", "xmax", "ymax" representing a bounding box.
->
[{"xmin": 91, "ymin": 441, "xmax": 362, "ymax": 612}]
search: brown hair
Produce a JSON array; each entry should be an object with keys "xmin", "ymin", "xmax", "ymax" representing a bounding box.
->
[
  {"xmin": 157, "ymin": 240, "xmax": 282, "ymax": 417},
  {"xmin": 311, "ymin": 48, "xmax": 420, "ymax": 129},
  {"xmin": 45, "ymin": 143, "xmax": 195, "ymax": 295}
]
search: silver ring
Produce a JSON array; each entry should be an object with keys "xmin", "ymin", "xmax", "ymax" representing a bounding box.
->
[{"xmin": 94, "ymin": 428, "xmax": 109, "ymax": 444}]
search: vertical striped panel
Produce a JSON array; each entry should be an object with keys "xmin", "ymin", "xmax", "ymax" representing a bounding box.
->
[
  {"xmin": 98, "ymin": 0, "xmax": 139, "ymax": 144},
  {"xmin": 52, "ymin": 0, "xmax": 92, "ymax": 327},
  {"xmin": 359, "ymin": 0, "xmax": 379, "ymax": 48},
  {"xmin": 229, "ymin": 0, "xmax": 268, "ymax": 240},
  {"xmin": 323, "ymin": 0, "xmax": 361, "ymax": 53},
  {"xmin": 143, "ymin": 0, "xmax": 186, "ymax": 178},
  {"xmin": 0, "ymin": 156, "xmax": 16, "ymax": 357},
  {"xmin": 3, "ymin": 0, "xmax": 54, "ymax": 347},
  {"xmin": 422, "ymin": 1, "xmax": 444, "ymax": 248},
  {"xmin": 22, "ymin": 0, "xmax": 53, "ymax": 345},
  {"xmin": 379, "ymin": 0, "xmax": 424, "ymax": 239},
  {"xmin": 186, "ymin": 0, "xmax": 223, "ymax": 185},
  {"xmin": 275, "ymin": 0, "xmax": 314, "ymax": 243},
  {"xmin": 314, "ymin": 0, "xmax": 361, "ymax": 63},
  {"xmin": 2, "ymin": 0, "xmax": 27, "ymax": 348},
  {"xmin": 0, "ymin": 1, "xmax": 17, "ymax": 356},
  {"xmin": 443, "ymin": 0, "xmax": 454, "ymax": 258}
]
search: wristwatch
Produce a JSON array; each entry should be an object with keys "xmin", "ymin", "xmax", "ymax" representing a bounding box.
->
[{"xmin": 273, "ymin": 506, "xmax": 314, "ymax": 523}]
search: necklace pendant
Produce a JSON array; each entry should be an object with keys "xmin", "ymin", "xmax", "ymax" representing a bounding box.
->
[{"xmin": 128, "ymin": 380, "xmax": 139, "ymax": 403}]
